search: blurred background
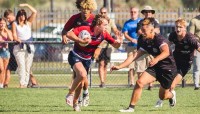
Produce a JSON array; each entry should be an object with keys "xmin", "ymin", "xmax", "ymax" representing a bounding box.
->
[{"xmin": 0, "ymin": 0, "xmax": 199, "ymax": 88}]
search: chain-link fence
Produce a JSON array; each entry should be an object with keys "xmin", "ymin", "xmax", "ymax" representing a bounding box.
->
[{"xmin": 0, "ymin": 7, "xmax": 199, "ymax": 88}]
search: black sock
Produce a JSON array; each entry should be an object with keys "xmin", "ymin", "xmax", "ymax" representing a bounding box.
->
[{"xmin": 129, "ymin": 104, "xmax": 135, "ymax": 109}]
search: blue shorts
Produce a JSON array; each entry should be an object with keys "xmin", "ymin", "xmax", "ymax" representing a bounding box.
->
[
  {"xmin": 0, "ymin": 48, "xmax": 10, "ymax": 58},
  {"xmin": 68, "ymin": 51, "xmax": 92, "ymax": 73}
]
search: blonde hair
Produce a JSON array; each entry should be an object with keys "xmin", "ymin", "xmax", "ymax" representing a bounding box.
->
[
  {"xmin": 76, "ymin": 0, "xmax": 97, "ymax": 11},
  {"xmin": 175, "ymin": 18, "xmax": 187, "ymax": 27}
]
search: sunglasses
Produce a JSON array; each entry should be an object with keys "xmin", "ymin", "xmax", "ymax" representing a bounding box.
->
[
  {"xmin": 101, "ymin": 12, "xmax": 107, "ymax": 14},
  {"xmin": 130, "ymin": 11, "xmax": 137, "ymax": 13}
]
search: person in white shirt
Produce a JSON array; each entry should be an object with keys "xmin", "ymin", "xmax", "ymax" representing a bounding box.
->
[{"xmin": 12, "ymin": 4, "xmax": 37, "ymax": 88}]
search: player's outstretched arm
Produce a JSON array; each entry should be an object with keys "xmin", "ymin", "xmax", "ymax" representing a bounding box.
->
[
  {"xmin": 111, "ymin": 32, "xmax": 123, "ymax": 48},
  {"xmin": 110, "ymin": 49, "xmax": 145, "ymax": 73}
]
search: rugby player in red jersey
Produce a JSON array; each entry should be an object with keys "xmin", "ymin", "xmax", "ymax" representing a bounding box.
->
[
  {"xmin": 65, "ymin": 14, "xmax": 123, "ymax": 111},
  {"xmin": 62, "ymin": 0, "xmax": 97, "ymax": 107}
]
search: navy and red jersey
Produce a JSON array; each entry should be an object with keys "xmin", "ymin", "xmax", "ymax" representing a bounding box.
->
[
  {"xmin": 63, "ymin": 13, "xmax": 95, "ymax": 31},
  {"xmin": 138, "ymin": 34, "xmax": 176, "ymax": 70},
  {"xmin": 72, "ymin": 26, "xmax": 115, "ymax": 59},
  {"xmin": 169, "ymin": 32, "xmax": 200, "ymax": 67}
]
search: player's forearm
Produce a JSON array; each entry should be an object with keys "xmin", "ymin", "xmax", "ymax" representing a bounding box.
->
[
  {"xmin": 118, "ymin": 56, "xmax": 134, "ymax": 69},
  {"xmin": 66, "ymin": 31, "xmax": 85, "ymax": 43},
  {"xmin": 154, "ymin": 51, "xmax": 169, "ymax": 62}
]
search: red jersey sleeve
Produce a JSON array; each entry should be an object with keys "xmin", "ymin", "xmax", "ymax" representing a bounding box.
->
[{"xmin": 103, "ymin": 32, "xmax": 115, "ymax": 44}]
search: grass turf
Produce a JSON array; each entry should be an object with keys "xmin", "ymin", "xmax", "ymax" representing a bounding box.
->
[{"xmin": 0, "ymin": 87, "xmax": 200, "ymax": 114}]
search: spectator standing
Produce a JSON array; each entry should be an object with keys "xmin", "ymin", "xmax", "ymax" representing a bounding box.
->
[
  {"xmin": 4, "ymin": 9, "xmax": 38, "ymax": 88},
  {"xmin": 137, "ymin": 5, "xmax": 160, "ymax": 90},
  {"xmin": 12, "ymin": 4, "xmax": 37, "ymax": 88},
  {"xmin": 0, "ymin": 18, "xmax": 13, "ymax": 88},
  {"xmin": 122, "ymin": 7, "xmax": 146, "ymax": 87},
  {"xmin": 62, "ymin": 0, "xmax": 97, "ymax": 107},
  {"xmin": 189, "ymin": 6, "xmax": 200, "ymax": 90},
  {"xmin": 3, "ymin": 9, "xmax": 17, "ymax": 88},
  {"xmin": 93, "ymin": 7, "xmax": 120, "ymax": 88}
]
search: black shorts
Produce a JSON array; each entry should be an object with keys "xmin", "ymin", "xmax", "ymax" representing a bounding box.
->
[
  {"xmin": 96, "ymin": 48, "xmax": 112, "ymax": 64},
  {"xmin": 146, "ymin": 67, "xmax": 177, "ymax": 89},
  {"xmin": 68, "ymin": 51, "xmax": 92, "ymax": 73},
  {"xmin": 7, "ymin": 44, "xmax": 17, "ymax": 71},
  {"xmin": 176, "ymin": 61, "xmax": 192, "ymax": 77}
]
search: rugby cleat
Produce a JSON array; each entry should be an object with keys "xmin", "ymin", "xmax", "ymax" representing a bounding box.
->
[
  {"xmin": 65, "ymin": 94, "xmax": 74, "ymax": 107},
  {"xmin": 119, "ymin": 107, "xmax": 134, "ymax": 112},
  {"xmin": 82, "ymin": 93, "xmax": 90, "ymax": 107},
  {"xmin": 155, "ymin": 99, "xmax": 163, "ymax": 108}
]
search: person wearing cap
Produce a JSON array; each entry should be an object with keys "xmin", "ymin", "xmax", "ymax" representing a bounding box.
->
[
  {"xmin": 111, "ymin": 18, "xmax": 177, "ymax": 112},
  {"xmin": 137, "ymin": 5, "xmax": 160, "ymax": 35},
  {"xmin": 189, "ymin": 6, "xmax": 200, "ymax": 90},
  {"xmin": 121, "ymin": 7, "xmax": 147, "ymax": 88},
  {"xmin": 137, "ymin": 5, "xmax": 160, "ymax": 90}
]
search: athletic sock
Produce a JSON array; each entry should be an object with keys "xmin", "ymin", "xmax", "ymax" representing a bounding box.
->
[
  {"xmin": 0, "ymin": 83, "xmax": 4, "ymax": 88},
  {"xmin": 83, "ymin": 89, "xmax": 89, "ymax": 94},
  {"xmin": 129, "ymin": 104, "xmax": 135, "ymax": 109}
]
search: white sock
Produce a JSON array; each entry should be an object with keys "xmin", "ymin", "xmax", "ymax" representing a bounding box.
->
[
  {"xmin": 83, "ymin": 89, "xmax": 89, "ymax": 94},
  {"xmin": 0, "ymin": 83, "xmax": 3, "ymax": 88}
]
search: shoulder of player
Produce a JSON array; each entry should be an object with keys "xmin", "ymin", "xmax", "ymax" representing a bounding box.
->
[
  {"xmin": 102, "ymin": 31, "xmax": 110, "ymax": 36},
  {"xmin": 154, "ymin": 34, "xmax": 169, "ymax": 43},
  {"xmin": 69, "ymin": 13, "xmax": 81, "ymax": 20},
  {"xmin": 185, "ymin": 32, "xmax": 198, "ymax": 40}
]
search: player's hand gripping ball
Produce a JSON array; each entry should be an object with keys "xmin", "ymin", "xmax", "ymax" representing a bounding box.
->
[{"xmin": 78, "ymin": 30, "xmax": 91, "ymax": 47}]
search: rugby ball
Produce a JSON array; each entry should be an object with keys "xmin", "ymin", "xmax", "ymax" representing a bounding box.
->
[{"xmin": 78, "ymin": 30, "xmax": 91, "ymax": 47}]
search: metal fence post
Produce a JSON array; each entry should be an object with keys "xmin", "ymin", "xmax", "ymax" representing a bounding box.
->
[
  {"xmin": 182, "ymin": 79, "xmax": 186, "ymax": 88},
  {"xmin": 178, "ymin": 7, "xmax": 183, "ymax": 17},
  {"xmin": 89, "ymin": 67, "xmax": 92, "ymax": 88}
]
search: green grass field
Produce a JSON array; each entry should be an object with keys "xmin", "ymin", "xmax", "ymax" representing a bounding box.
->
[{"xmin": 0, "ymin": 87, "xmax": 200, "ymax": 114}]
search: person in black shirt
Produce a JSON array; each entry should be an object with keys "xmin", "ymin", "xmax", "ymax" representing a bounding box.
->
[
  {"xmin": 111, "ymin": 18, "xmax": 177, "ymax": 112},
  {"xmin": 137, "ymin": 6, "xmax": 160, "ymax": 90},
  {"xmin": 155, "ymin": 18, "xmax": 200, "ymax": 107}
]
